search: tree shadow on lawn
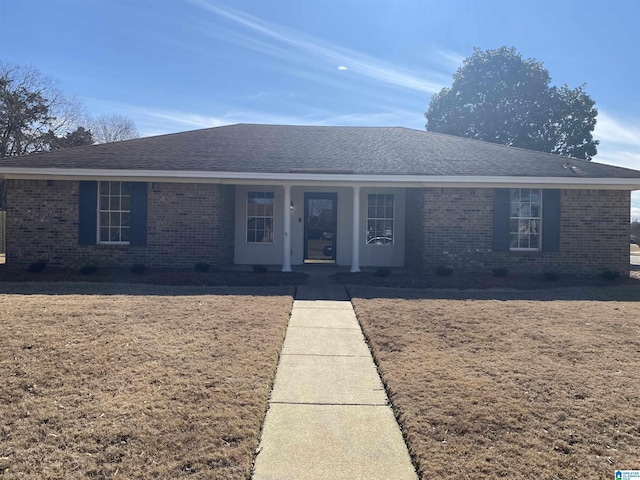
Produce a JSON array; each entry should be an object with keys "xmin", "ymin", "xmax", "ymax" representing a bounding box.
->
[
  {"xmin": 0, "ymin": 267, "xmax": 305, "ymax": 296},
  {"xmin": 344, "ymin": 273, "xmax": 640, "ymax": 302}
]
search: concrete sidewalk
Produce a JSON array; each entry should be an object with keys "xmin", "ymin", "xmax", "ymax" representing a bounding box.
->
[{"xmin": 252, "ymin": 284, "xmax": 417, "ymax": 480}]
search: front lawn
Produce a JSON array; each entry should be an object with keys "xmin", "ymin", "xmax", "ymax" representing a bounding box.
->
[
  {"xmin": 351, "ymin": 286, "xmax": 640, "ymax": 479},
  {"xmin": 0, "ymin": 283, "xmax": 293, "ymax": 479}
]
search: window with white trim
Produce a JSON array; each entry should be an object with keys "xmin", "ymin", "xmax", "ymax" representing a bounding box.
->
[
  {"xmin": 247, "ymin": 192, "xmax": 274, "ymax": 243},
  {"xmin": 98, "ymin": 181, "xmax": 131, "ymax": 243},
  {"xmin": 367, "ymin": 193, "xmax": 394, "ymax": 245},
  {"xmin": 509, "ymin": 188, "xmax": 542, "ymax": 250}
]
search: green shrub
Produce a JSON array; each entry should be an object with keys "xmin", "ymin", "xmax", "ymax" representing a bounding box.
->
[
  {"xmin": 130, "ymin": 263, "xmax": 146, "ymax": 274},
  {"xmin": 374, "ymin": 267, "xmax": 392, "ymax": 278},
  {"xmin": 492, "ymin": 267, "xmax": 509, "ymax": 278},
  {"xmin": 26, "ymin": 260, "xmax": 47, "ymax": 273},
  {"xmin": 435, "ymin": 265, "xmax": 453, "ymax": 277},
  {"xmin": 80, "ymin": 264, "xmax": 98, "ymax": 275},
  {"xmin": 253, "ymin": 264, "xmax": 268, "ymax": 274},
  {"xmin": 599, "ymin": 270, "xmax": 620, "ymax": 281},
  {"xmin": 195, "ymin": 262, "xmax": 210, "ymax": 273},
  {"xmin": 543, "ymin": 271, "xmax": 558, "ymax": 281}
]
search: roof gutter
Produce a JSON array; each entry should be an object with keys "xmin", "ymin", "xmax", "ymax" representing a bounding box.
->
[{"xmin": 1, "ymin": 168, "xmax": 640, "ymax": 190}]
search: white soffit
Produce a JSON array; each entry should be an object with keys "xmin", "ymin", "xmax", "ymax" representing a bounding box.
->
[{"xmin": 1, "ymin": 168, "xmax": 640, "ymax": 190}]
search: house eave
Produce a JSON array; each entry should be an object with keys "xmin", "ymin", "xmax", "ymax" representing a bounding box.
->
[{"xmin": 1, "ymin": 168, "xmax": 640, "ymax": 190}]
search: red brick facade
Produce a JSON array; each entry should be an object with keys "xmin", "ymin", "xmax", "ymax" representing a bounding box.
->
[
  {"xmin": 5, "ymin": 180, "xmax": 235, "ymax": 268},
  {"xmin": 418, "ymin": 187, "xmax": 629, "ymax": 275},
  {"xmin": 3, "ymin": 181, "xmax": 630, "ymax": 275}
]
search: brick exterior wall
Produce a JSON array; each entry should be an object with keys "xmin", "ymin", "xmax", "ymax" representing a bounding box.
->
[
  {"xmin": 4, "ymin": 180, "xmax": 630, "ymax": 276},
  {"xmin": 420, "ymin": 187, "xmax": 630, "ymax": 276},
  {"xmin": 5, "ymin": 180, "xmax": 235, "ymax": 269}
]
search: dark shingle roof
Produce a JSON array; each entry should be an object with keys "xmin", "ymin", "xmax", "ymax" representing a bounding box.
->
[{"xmin": 1, "ymin": 124, "xmax": 639, "ymax": 179}]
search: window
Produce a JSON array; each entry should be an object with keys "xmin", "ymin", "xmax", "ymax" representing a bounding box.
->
[
  {"xmin": 247, "ymin": 192, "xmax": 274, "ymax": 243},
  {"xmin": 509, "ymin": 188, "xmax": 542, "ymax": 250},
  {"xmin": 98, "ymin": 181, "xmax": 131, "ymax": 243},
  {"xmin": 367, "ymin": 193, "xmax": 394, "ymax": 245}
]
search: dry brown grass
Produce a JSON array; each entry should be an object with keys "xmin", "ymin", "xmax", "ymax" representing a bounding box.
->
[
  {"xmin": 351, "ymin": 286, "xmax": 640, "ymax": 479},
  {"xmin": 0, "ymin": 283, "xmax": 293, "ymax": 479}
]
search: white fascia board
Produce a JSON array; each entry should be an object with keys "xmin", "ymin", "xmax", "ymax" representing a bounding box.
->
[{"xmin": 1, "ymin": 168, "xmax": 640, "ymax": 190}]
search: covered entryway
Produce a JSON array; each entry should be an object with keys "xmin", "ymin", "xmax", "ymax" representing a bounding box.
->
[{"xmin": 304, "ymin": 192, "xmax": 337, "ymax": 263}]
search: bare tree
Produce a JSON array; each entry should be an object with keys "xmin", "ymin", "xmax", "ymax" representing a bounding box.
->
[
  {"xmin": 90, "ymin": 113, "xmax": 139, "ymax": 144},
  {"xmin": 0, "ymin": 62, "xmax": 86, "ymax": 157}
]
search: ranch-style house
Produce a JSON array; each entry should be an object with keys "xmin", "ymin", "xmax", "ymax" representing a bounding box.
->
[{"xmin": 0, "ymin": 124, "xmax": 639, "ymax": 275}]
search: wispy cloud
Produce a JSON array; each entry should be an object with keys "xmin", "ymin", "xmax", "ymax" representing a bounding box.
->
[
  {"xmin": 188, "ymin": 0, "xmax": 448, "ymax": 94},
  {"xmin": 595, "ymin": 111, "xmax": 640, "ymax": 147},
  {"xmin": 436, "ymin": 48, "xmax": 465, "ymax": 69}
]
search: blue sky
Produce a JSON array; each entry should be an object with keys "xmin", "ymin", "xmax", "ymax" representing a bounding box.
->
[{"xmin": 1, "ymin": 0, "xmax": 639, "ymax": 216}]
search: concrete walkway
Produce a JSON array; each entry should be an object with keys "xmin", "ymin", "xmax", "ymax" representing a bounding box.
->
[{"xmin": 252, "ymin": 279, "xmax": 417, "ymax": 480}]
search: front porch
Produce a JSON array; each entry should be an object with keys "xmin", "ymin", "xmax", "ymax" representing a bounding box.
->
[{"xmin": 232, "ymin": 184, "xmax": 410, "ymax": 272}]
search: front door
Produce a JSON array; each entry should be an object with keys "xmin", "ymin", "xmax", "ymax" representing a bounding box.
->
[{"xmin": 304, "ymin": 193, "xmax": 337, "ymax": 263}]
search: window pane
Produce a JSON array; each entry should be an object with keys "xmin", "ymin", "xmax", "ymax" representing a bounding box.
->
[
  {"xmin": 530, "ymin": 190, "xmax": 541, "ymax": 205},
  {"xmin": 120, "ymin": 227, "xmax": 130, "ymax": 242},
  {"xmin": 264, "ymin": 218, "xmax": 273, "ymax": 242},
  {"xmin": 530, "ymin": 219, "xmax": 540, "ymax": 234},
  {"xmin": 121, "ymin": 182, "xmax": 131, "ymax": 195},
  {"xmin": 100, "ymin": 195, "xmax": 109, "ymax": 210},
  {"xmin": 110, "ymin": 227, "xmax": 120, "ymax": 242},
  {"xmin": 367, "ymin": 194, "xmax": 393, "ymax": 245},
  {"xmin": 110, "ymin": 195, "xmax": 120, "ymax": 210},
  {"xmin": 530, "ymin": 204, "xmax": 540, "ymax": 218},
  {"xmin": 100, "ymin": 227, "xmax": 109, "ymax": 242},
  {"xmin": 100, "ymin": 212, "xmax": 109, "ymax": 228},
  {"xmin": 121, "ymin": 196, "xmax": 131, "ymax": 211},
  {"xmin": 111, "ymin": 212, "xmax": 121, "ymax": 228},
  {"xmin": 121, "ymin": 213, "xmax": 130, "ymax": 227},
  {"xmin": 530, "ymin": 234, "xmax": 540, "ymax": 249},
  {"xmin": 509, "ymin": 189, "xmax": 542, "ymax": 250},
  {"xmin": 247, "ymin": 192, "xmax": 274, "ymax": 243},
  {"xmin": 100, "ymin": 182, "xmax": 110, "ymax": 195},
  {"xmin": 519, "ymin": 233, "xmax": 529, "ymax": 249}
]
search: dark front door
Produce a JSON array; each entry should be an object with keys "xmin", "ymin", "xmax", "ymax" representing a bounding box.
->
[{"xmin": 304, "ymin": 193, "xmax": 337, "ymax": 263}]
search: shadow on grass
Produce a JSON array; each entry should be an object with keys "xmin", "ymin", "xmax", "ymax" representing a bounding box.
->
[
  {"xmin": 342, "ymin": 270, "xmax": 640, "ymax": 302},
  {"xmin": 347, "ymin": 283, "xmax": 640, "ymax": 302},
  {"xmin": 0, "ymin": 267, "xmax": 306, "ymax": 296}
]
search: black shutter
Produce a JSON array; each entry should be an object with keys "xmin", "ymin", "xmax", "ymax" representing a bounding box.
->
[
  {"xmin": 542, "ymin": 189, "xmax": 561, "ymax": 252},
  {"xmin": 130, "ymin": 182, "xmax": 148, "ymax": 246},
  {"xmin": 493, "ymin": 188, "xmax": 510, "ymax": 252},
  {"xmin": 78, "ymin": 181, "xmax": 97, "ymax": 245}
]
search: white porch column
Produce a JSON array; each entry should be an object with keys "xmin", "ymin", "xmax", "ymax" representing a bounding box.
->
[
  {"xmin": 282, "ymin": 184, "xmax": 292, "ymax": 272},
  {"xmin": 351, "ymin": 185, "xmax": 361, "ymax": 272}
]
